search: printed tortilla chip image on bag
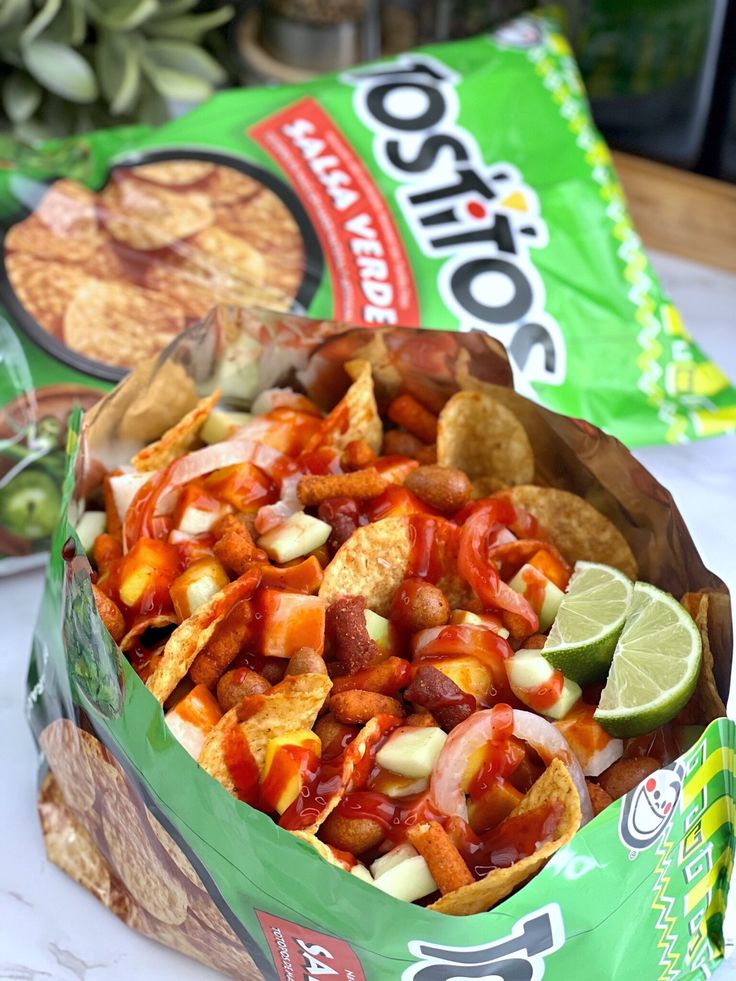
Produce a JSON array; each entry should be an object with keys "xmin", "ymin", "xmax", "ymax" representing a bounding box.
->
[{"xmin": 28, "ymin": 309, "xmax": 734, "ymax": 980}]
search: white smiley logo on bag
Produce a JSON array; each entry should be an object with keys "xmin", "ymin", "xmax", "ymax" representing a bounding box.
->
[{"xmin": 619, "ymin": 764, "xmax": 684, "ymax": 854}]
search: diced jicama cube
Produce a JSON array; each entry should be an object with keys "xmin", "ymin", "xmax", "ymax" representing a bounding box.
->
[
  {"xmin": 170, "ymin": 557, "xmax": 229, "ymax": 621},
  {"xmin": 257, "ymin": 590, "xmax": 326, "ymax": 658},
  {"xmin": 258, "ymin": 512, "xmax": 331, "ymax": 563},
  {"xmin": 165, "ymin": 685, "xmax": 222, "ymax": 759}
]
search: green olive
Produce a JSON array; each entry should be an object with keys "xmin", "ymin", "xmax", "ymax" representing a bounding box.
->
[{"xmin": 0, "ymin": 468, "xmax": 62, "ymax": 539}]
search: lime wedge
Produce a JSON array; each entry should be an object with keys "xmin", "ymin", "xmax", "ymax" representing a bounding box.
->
[
  {"xmin": 594, "ymin": 582, "xmax": 702, "ymax": 738},
  {"xmin": 541, "ymin": 561, "xmax": 633, "ymax": 684}
]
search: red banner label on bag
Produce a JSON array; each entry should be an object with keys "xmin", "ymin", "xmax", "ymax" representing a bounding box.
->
[
  {"xmin": 250, "ymin": 98, "xmax": 420, "ymax": 327},
  {"xmin": 256, "ymin": 910, "xmax": 367, "ymax": 980}
]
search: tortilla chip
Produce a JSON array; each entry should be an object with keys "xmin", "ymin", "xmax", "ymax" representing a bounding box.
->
[
  {"xmin": 100, "ymin": 177, "xmax": 213, "ymax": 251},
  {"xmin": 429, "ymin": 758, "xmax": 581, "ymax": 915},
  {"xmin": 147, "ymin": 575, "xmax": 251, "ymax": 703},
  {"xmin": 680, "ymin": 593, "xmax": 726, "ymax": 723},
  {"xmin": 132, "ymin": 161, "xmax": 215, "ymax": 186},
  {"xmin": 186, "ymin": 227, "xmax": 266, "ymax": 280},
  {"xmin": 4, "ymin": 253, "xmax": 91, "ymax": 337},
  {"xmin": 38, "ymin": 772, "xmax": 114, "ymax": 907},
  {"xmin": 5, "ymin": 179, "xmax": 100, "ymax": 263},
  {"xmin": 297, "ymin": 715, "xmax": 388, "ymax": 834},
  {"xmin": 132, "ymin": 390, "xmax": 221, "ymax": 472},
  {"xmin": 318, "ymin": 359, "xmax": 383, "ymax": 455},
  {"xmin": 198, "ymin": 674, "xmax": 332, "ymax": 794},
  {"xmin": 437, "ymin": 390, "xmax": 534, "ymax": 485},
  {"xmin": 498, "ymin": 485, "xmax": 638, "ymax": 580},
  {"xmin": 39, "ymin": 719, "xmax": 124, "ymax": 814},
  {"xmin": 319, "ymin": 515, "xmax": 470, "ymax": 616},
  {"xmin": 214, "ymin": 189, "xmax": 303, "ymax": 255},
  {"xmin": 290, "ymin": 830, "xmax": 355, "ymax": 871},
  {"xmin": 63, "ymin": 279, "xmax": 185, "ymax": 370},
  {"xmin": 119, "ymin": 614, "xmax": 177, "ymax": 652},
  {"xmin": 203, "ymin": 165, "xmax": 264, "ymax": 204},
  {"xmin": 101, "ymin": 791, "xmax": 189, "ymax": 925}
]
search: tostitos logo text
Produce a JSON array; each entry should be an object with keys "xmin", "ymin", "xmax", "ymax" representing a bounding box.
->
[{"xmin": 346, "ymin": 55, "xmax": 565, "ymax": 398}]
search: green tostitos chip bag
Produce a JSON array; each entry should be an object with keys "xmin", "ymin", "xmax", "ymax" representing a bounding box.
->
[
  {"xmin": 2, "ymin": 13, "xmax": 735, "ymax": 569},
  {"xmin": 28, "ymin": 312, "xmax": 734, "ymax": 980}
]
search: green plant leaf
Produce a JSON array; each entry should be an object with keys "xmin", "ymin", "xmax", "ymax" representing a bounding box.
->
[
  {"xmin": 0, "ymin": 0, "xmax": 32, "ymax": 34},
  {"xmin": 2, "ymin": 70, "xmax": 42, "ymax": 123},
  {"xmin": 41, "ymin": 92, "xmax": 82, "ymax": 136},
  {"xmin": 144, "ymin": 39, "xmax": 225, "ymax": 84},
  {"xmin": 20, "ymin": 0, "xmax": 62, "ymax": 45},
  {"xmin": 96, "ymin": 32, "xmax": 142, "ymax": 115},
  {"xmin": 23, "ymin": 40, "xmax": 98, "ymax": 103},
  {"xmin": 144, "ymin": 7, "xmax": 234, "ymax": 42},
  {"xmin": 140, "ymin": 56, "xmax": 213, "ymax": 102},
  {"xmin": 88, "ymin": 0, "xmax": 160, "ymax": 31},
  {"xmin": 43, "ymin": 0, "xmax": 87, "ymax": 45},
  {"xmin": 136, "ymin": 77, "xmax": 170, "ymax": 125},
  {"xmin": 148, "ymin": 0, "xmax": 200, "ymax": 19}
]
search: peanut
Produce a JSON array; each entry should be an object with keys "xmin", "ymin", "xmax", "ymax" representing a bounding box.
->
[
  {"xmin": 390, "ymin": 578, "xmax": 450, "ymax": 633},
  {"xmin": 286, "ymin": 647, "xmax": 328, "ymax": 676},
  {"xmin": 329, "ymin": 690, "xmax": 404, "ymax": 725},
  {"xmin": 217, "ymin": 667, "xmax": 271, "ymax": 712},
  {"xmin": 261, "ymin": 659, "xmax": 287, "ymax": 685},
  {"xmin": 406, "ymin": 711, "xmax": 437, "ymax": 728},
  {"xmin": 598, "ymin": 756, "xmax": 660, "ymax": 801},
  {"xmin": 320, "ymin": 811, "xmax": 385, "ymax": 855},
  {"xmin": 404, "ymin": 465, "xmax": 471, "ymax": 513},
  {"xmin": 314, "ymin": 713, "xmax": 359, "ymax": 759},
  {"xmin": 586, "ymin": 780, "xmax": 613, "ymax": 815}
]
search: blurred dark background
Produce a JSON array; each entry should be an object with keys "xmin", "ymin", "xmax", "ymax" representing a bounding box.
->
[{"xmin": 1, "ymin": 0, "xmax": 734, "ymax": 181}]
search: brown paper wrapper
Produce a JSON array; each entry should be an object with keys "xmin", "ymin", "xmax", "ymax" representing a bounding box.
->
[{"xmin": 40, "ymin": 308, "xmax": 731, "ymax": 976}]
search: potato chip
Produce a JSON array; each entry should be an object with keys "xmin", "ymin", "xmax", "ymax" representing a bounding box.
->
[
  {"xmin": 316, "ymin": 359, "xmax": 383, "ymax": 455},
  {"xmin": 4, "ymin": 253, "xmax": 91, "ymax": 337},
  {"xmin": 319, "ymin": 515, "xmax": 470, "ymax": 616},
  {"xmin": 498, "ymin": 485, "xmax": 638, "ymax": 580},
  {"xmin": 680, "ymin": 593, "xmax": 726, "ymax": 723},
  {"xmin": 100, "ymin": 177, "xmax": 213, "ymax": 250},
  {"xmin": 198, "ymin": 674, "xmax": 332, "ymax": 794},
  {"xmin": 147, "ymin": 575, "xmax": 256, "ymax": 703},
  {"xmin": 429, "ymin": 758, "xmax": 581, "ymax": 915},
  {"xmin": 101, "ymin": 791, "xmax": 189, "ymax": 925},
  {"xmin": 132, "ymin": 390, "xmax": 221, "ymax": 472},
  {"xmin": 63, "ymin": 280, "xmax": 185, "ymax": 370},
  {"xmin": 437, "ymin": 390, "xmax": 534, "ymax": 485},
  {"xmin": 132, "ymin": 161, "xmax": 216, "ymax": 186}
]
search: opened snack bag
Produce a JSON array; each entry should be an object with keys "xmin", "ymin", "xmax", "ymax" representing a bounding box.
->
[
  {"xmin": 29, "ymin": 308, "xmax": 734, "ymax": 980},
  {"xmin": 3, "ymin": 13, "xmax": 736, "ymax": 568}
]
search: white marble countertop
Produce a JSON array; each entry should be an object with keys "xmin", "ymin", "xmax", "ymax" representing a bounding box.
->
[{"xmin": 1, "ymin": 249, "xmax": 735, "ymax": 980}]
